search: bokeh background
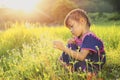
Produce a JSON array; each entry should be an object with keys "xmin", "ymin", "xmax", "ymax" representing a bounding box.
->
[{"xmin": 0, "ymin": 0, "xmax": 120, "ymax": 29}]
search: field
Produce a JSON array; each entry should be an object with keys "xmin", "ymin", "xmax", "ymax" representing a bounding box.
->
[{"xmin": 0, "ymin": 23, "xmax": 120, "ymax": 80}]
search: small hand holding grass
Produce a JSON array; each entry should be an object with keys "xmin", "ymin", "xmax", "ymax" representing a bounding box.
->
[{"xmin": 53, "ymin": 41, "xmax": 65, "ymax": 51}]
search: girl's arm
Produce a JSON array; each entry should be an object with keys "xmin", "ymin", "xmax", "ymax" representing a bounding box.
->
[
  {"xmin": 53, "ymin": 41, "xmax": 89, "ymax": 61},
  {"xmin": 63, "ymin": 47, "xmax": 89, "ymax": 61}
]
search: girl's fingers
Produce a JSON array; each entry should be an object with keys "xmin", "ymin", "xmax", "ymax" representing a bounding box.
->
[{"xmin": 53, "ymin": 41, "xmax": 60, "ymax": 48}]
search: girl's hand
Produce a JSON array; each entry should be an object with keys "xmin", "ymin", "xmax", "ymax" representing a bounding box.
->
[
  {"xmin": 67, "ymin": 38, "xmax": 75, "ymax": 44},
  {"xmin": 53, "ymin": 41, "xmax": 65, "ymax": 51}
]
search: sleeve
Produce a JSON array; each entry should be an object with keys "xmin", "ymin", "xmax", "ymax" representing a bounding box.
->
[{"xmin": 81, "ymin": 35, "xmax": 98, "ymax": 53}]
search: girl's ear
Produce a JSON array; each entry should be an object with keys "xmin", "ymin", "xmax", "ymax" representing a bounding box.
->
[{"xmin": 79, "ymin": 18, "xmax": 86, "ymax": 25}]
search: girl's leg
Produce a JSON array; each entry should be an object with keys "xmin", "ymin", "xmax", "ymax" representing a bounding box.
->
[
  {"xmin": 73, "ymin": 61, "xmax": 86, "ymax": 71},
  {"xmin": 60, "ymin": 43, "xmax": 78, "ymax": 64},
  {"xmin": 74, "ymin": 61, "xmax": 98, "ymax": 80}
]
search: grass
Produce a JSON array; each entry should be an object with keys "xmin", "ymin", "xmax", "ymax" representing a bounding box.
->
[{"xmin": 0, "ymin": 23, "xmax": 120, "ymax": 80}]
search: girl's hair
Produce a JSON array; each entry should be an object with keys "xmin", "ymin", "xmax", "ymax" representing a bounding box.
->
[{"xmin": 64, "ymin": 9, "xmax": 91, "ymax": 28}]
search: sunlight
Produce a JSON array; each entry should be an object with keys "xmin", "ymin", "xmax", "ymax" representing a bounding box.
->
[{"xmin": 4, "ymin": 0, "xmax": 40, "ymax": 12}]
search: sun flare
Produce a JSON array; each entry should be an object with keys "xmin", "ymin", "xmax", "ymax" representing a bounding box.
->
[{"xmin": 3, "ymin": 0, "xmax": 40, "ymax": 12}]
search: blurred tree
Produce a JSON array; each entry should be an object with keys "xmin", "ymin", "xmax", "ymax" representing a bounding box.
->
[
  {"xmin": 73, "ymin": 0, "xmax": 113, "ymax": 12},
  {"xmin": 35, "ymin": 0, "xmax": 57, "ymax": 25},
  {"xmin": 51, "ymin": 0, "xmax": 78, "ymax": 24},
  {"xmin": 106, "ymin": 0, "xmax": 120, "ymax": 12}
]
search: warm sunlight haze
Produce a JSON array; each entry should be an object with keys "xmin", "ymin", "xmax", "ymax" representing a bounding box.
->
[{"xmin": 0, "ymin": 0, "xmax": 40, "ymax": 12}]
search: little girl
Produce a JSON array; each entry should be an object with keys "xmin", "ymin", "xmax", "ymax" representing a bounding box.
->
[{"xmin": 53, "ymin": 9, "xmax": 106, "ymax": 79}]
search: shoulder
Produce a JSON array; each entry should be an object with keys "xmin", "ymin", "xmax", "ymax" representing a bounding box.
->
[
  {"xmin": 81, "ymin": 32, "xmax": 104, "ymax": 53},
  {"xmin": 82, "ymin": 32, "xmax": 103, "ymax": 44}
]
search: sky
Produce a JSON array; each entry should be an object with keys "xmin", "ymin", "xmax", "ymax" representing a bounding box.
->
[
  {"xmin": 0, "ymin": 0, "xmax": 41, "ymax": 12},
  {"xmin": 0, "ymin": 0, "xmax": 16, "ymax": 7}
]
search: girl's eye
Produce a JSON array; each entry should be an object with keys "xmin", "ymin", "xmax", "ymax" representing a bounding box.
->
[{"xmin": 70, "ymin": 25, "xmax": 73, "ymax": 28}]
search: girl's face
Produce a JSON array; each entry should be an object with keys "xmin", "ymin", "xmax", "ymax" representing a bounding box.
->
[{"xmin": 68, "ymin": 19, "xmax": 83, "ymax": 37}]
